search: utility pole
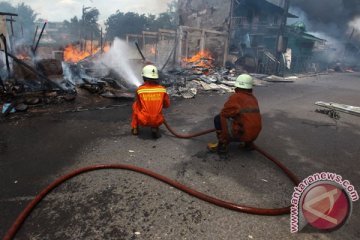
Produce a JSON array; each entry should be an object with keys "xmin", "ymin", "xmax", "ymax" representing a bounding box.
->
[
  {"xmin": 275, "ymin": 0, "xmax": 290, "ymax": 75},
  {"xmin": 81, "ymin": 6, "xmax": 90, "ymax": 51},
  {"xmin": 100, "ymin": 27, "xmax": 103, "ymax": 53},
  {"xmin": 8, "ymin": 16, "xmax": 14, "ymax": 36},
  {"xmin": 6, "ymin": 16, "xmax": 15, "ymax": 52},
  {"xmin": 90, "ymin": 31, "xmax": 93, "ymax": 55},
  {"xmin": 80, "ymin": 6, "xmax": 84, "ymax": 51}
]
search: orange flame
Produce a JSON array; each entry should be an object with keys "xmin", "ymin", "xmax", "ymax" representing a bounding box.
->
[
  {"xmin": 183, "ymin": 50, "xmax": 214, "ymax": 68},
  {"xmin": 64, "ymin": 42, "xmax": 111, "ymax": 63},
  {"xmin": 64, "ymin": 45, "xmax": 91, "ymax": 63},
  {"xmin": 16, "ymin": 53, "xmax": 31, "ymax": 60},
  {"xmin": 103, "ymin": 44, "xmax": 111, "ymax": 52}
]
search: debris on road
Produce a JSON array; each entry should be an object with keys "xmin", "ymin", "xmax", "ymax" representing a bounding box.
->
[
  {"xmin": 2, "ymin": 103, "xmax": 16, "ymax": 114},
  {"xmin": 264, "ymin": 75, "xmax": 295, "ymax": 83},
  {"xmin": 315, "ymin": 101, "xmax": 360, "ymax": 117},
  {"xmin": 315, "ymin": 109, "xmax": 341, "ymax": 120}
]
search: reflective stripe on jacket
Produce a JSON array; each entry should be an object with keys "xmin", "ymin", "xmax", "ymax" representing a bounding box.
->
[
  {"xmin": 220, "ymin": 91, "xmax": 262, "ymax": 143},
  {"xmin": 133, "ymin": 82, "xmax": 170, "ymax": 127}
]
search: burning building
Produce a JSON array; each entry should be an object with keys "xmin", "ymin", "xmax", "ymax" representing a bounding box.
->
[{"xmin": 177, "ymin": 0, "xmax": 326, "ymax": 74}]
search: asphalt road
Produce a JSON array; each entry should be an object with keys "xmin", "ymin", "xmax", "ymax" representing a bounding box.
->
[{"xmin": 1, "ymin": 72, "xmax": 359, "ymax": 239}]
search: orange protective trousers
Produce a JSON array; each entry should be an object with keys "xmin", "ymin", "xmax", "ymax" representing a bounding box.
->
[{"xmin": 131, "ymin": 82, "xmax": 170, "ymax": 128}]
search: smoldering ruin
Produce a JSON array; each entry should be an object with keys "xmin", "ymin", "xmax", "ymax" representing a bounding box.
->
[
  {"xmin": 1, "ymin": 1, "xmax": 360, "ymax": 239},
  {"xmin": 1, "ymin": 0, "xmax": 359, "ymax": 116}
]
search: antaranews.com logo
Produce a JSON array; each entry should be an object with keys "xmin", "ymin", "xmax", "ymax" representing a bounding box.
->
[{"xmin": 290, "ymin": 172, "xmax": 359, "ymax": 233}]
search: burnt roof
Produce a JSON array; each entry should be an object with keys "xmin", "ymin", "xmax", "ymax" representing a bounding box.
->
[
  {"xmin": 0, "ymin": 12, "xmax": 18, "ymax": 17},
  {"xmin": 235, "ymin": 0, "xmax": 298, "ymax": 18},
  {"xmin": 287, "ymin": 25, "xmax": 326, "ymax": 43}
]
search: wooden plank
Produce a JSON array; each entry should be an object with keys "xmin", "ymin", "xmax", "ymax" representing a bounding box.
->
[
  {"xmin": 180, "ymin": 25, "xmax": 228, "ymax": 36},
  {"xmin": 126, "ymin": 34, "xmax": 142, "ymax": 38},
  {"xmin": 315, "ymin": 101, "xmax": 360, "ymax": 117},
  {"xmin": 158, "ymin": 29, "xmax": 176, "ymax": 34},
  {"xmin": 142, "ymin": 31, "xmax": 159, "ymax": 36},
  {"xmin": 223, "ymin": 37, "xmax": 229, "ymax": 67},
  {"xmin": 200, "ymin": 30, "xmax": 206, "ymax": 52},
  {"xmin": 0, "ymin": 12, "xmax": 18, "ymax": 16}
]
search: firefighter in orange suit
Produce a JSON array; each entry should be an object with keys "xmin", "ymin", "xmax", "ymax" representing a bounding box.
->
[
  {"xmin": 131, "ymin": 65, "xmax": 170, "ymax": 138},
  {"xmin": 208, "ymin": 74, "xmax": 262, "ymax": 153}
]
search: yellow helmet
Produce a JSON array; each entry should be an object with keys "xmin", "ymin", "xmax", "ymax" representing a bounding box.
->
[
  {"xmin": 235, "ymin": 74, "xmax": 253, "ymax": 89},
  {"xmin": 142, "ymin": 65, "xmax": 159, "ymax": 80}
]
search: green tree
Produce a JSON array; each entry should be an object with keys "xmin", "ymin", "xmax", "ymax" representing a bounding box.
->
[
  {"xmin": 105, "ymin": 11, "xmax": 150, "ymax": 40},
  {"xmin": 63, "ymin": 7, "xmax": 101, "ymax": 42},
  {"xmin": 105, "ymin": 0, "xmax": 178, "ymax": 41},
  {"xmin": 17, "ymin": 3, "xmax": 37, "ymax": 39},
  {"xmin": 83, "ymin": 8, "xmax": 101, "ymax": 39},
  {"xmin": 0, "ymin": 2, "xmax": 37, "ymax": 42},
  {"xmin": 0, "ymin": 2, "xmax": 14, "ymax": 13},
  {"xmin": 153, "ymin": 12, "xmax": 176, "ymax": 30},
  {"xmin": 165, "ymin": 0, "xmax": 179, "ymax": 27},
  {"xmin": 63, "ymin": 16, "xmax": 81, "ymax": 42}
]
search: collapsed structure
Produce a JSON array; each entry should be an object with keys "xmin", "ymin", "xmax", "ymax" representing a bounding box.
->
[
  {"xmin": 0, "ymin": 0, "xmax": 359, "ymax": 115},
  {"xmin": 177, "ymin": 0, "xmax": 327, "ymax": 74}
]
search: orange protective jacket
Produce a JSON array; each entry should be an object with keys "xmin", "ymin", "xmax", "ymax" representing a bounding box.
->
[
  {"xmin": 219, "ymin": 90, "xmax": 262, "ymax": 143},
  {"xmin": 131, "ymin": 82, "xmax": 170, "ymax": 128}
]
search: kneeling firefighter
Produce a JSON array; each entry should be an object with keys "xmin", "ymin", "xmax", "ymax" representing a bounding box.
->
[
  {"xmin": 131, "ymin": 65, "xmax": 170, "ymax": 138},
  {"xmin": 208, "ymin": 74, "xmax": 262, "ymax": 153}
]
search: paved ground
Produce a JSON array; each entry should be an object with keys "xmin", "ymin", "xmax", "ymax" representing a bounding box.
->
[{"xmin": 0, "ymin": 72, "xmax": 359, "ymax": 239}]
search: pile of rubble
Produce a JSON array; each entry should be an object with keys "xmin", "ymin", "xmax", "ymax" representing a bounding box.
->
[
  {"xmin": 157, "ymin": 48, "xmax": 298, "ymax": 99},
  {"xmin": 160, "ymin": 66, "xmax": 297, "ymax": 99},
  {"xmin": 5, "ymin": 39, "xmax": 355, "ymax": 116},
  {"xmin": 0, "ymin": 49, "xmax": 297, "ymax": 117},
  {"xmin": 62, "ymin": 58, "xmax": 135, "ymax": 99}
]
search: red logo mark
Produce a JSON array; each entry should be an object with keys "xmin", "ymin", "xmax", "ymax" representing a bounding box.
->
[{"xmin": 302, "ymin": 183, "xmax": 350, "ymax": 230}]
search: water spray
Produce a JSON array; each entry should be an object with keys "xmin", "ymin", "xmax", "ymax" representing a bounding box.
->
[{"xmin": 97, "ymin": 38, "xmax": 143, "ymax": 88}]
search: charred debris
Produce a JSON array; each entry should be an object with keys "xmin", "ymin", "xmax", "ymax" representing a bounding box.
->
[{"xmin": 1, "ymin": 0, "xmax": 359, "ymax": 116}]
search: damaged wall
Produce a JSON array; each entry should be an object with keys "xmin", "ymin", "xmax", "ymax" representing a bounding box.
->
[
  {"xmin": 0, "ymin": 16, "xmax": 7, "ymax": 42},
  {"xmin": 177, "ymin": 0, "xmax": 291, "ymax": 64},
  {"xmin": 126, "ymin": 29, "xmax": 176, "ymax": 68},
  {"xmin": 177, "ymin": 0, "xmax": 327, "ymax": 73},
  {"xmin": 177, "ymin": 0, "xmax": 231, "ymax": 66},
  {"xmin": 177, "ymin": 26, "xmax": 228, "ymax": 66},
  {"xmin": 178, "ymin": 0, "xmax": 232, "ymax": 32},
  {"xmin": 0, "ymin": 15, "xmax": 9, "ymax": 80}
]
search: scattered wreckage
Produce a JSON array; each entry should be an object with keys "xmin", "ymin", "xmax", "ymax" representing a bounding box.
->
[
  {"xmin": 315, "ymin": 101, "xmax": 360, "ymax": 119},
  {"xmin": 1, "ymin": 19, "xmax": 358, "ymax": 117}
]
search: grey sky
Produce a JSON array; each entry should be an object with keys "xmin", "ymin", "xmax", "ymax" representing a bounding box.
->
[{"xmin": 6, "ymin": 0, "xmax": 172, "ymax": 24}]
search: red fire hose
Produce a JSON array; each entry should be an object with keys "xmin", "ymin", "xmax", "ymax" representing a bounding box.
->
[
  {"xmin": 3, "ymin": 121, "xmax": 300, "ymax": 240},
  {"xmin": 163, "ymin": 120, "xmax": 299, "ymax": 186},
  {"xmin": 163, "ymin": 120, "xmax": 217, "ymax": 139}
]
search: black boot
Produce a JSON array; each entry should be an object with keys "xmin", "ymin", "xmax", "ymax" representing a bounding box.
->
[
  {"xmin": 131, "ymin": 128, "xmax": 139, "ymax": 135},
  {"xmin": 244, "ymin": 142, "xmax": 255, "ymax": 151},
  {"xmin": 151, "ymin": 127, "xmax": 160, "ymax": 139}
]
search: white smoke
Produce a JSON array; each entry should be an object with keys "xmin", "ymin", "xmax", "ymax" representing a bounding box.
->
[
  {"xmin": 0, "ymin": 52, "xmax": 8, "ymax": 80},
  {"xmin": 308, "ymin": 32, "xmax": 345, "ymax": 63},
  {"xmin": 348, "ymin": 16, "xmax": 360, "ymax": 41},
  {"xmin": 288, "ymin": 7, "xmax": 348, "ymax": 63},
  {"xmin": 97, "ymin": 38, "xmax": 143, "ymax": 88}
]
